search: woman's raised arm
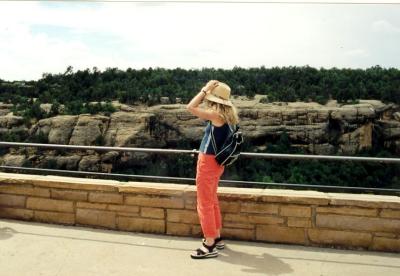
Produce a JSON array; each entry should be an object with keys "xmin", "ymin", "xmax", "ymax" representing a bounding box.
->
[{"xmin": 186, "ymin": 80, "xmax": 220, "ymax": 121}]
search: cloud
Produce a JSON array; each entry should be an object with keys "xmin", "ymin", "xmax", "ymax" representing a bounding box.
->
[
  {"xmin": 0, "ymin": 1, "xmax": 400, "ymax": 80},
  {"xmin": 344, "ymin": 49, "xmax": 370, "ymax": 58},
  {"xmin": 372, "ymin": 20, "xmax": 400, "ymax": 34},
  {"xmin": 0, "ymin": 2, "xmax": 307, "ymax": 79}
]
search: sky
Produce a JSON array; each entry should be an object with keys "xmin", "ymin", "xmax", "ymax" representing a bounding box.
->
[{"xmin": 0, "ymin": 0, "xmax": 400, "ymax": 81}]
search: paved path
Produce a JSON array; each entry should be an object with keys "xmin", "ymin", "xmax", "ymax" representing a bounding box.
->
[{"xmin": 0, "ymin": 219, "xmax": 399, "ymax": 276}]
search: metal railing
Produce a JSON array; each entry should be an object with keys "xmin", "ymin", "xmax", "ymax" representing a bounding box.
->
[{"xmin": 0, "ymin": 141, "xmax": 399, "ymax": 194}]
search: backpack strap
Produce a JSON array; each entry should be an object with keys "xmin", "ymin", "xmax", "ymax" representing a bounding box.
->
[
  {"xmin": 210, "ymin": 123, "xmax": 218, "ymax": 154},
  {"xmin": 211, "ymin": 123, "xmax": 239, "ymax": 155}
]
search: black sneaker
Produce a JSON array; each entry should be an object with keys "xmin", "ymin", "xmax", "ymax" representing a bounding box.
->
[{"xmin": 190, "ymin": 242, "xmax": 218, "ymax": 259}]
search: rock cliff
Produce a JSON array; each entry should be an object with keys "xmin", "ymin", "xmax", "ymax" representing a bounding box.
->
[{"xmin": 0, "ymin": 96, "xmax": 399, "ymax": 172}]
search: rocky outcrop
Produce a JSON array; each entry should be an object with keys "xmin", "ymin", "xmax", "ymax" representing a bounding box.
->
[
  {"xmin": 104, "ymin": 111, "xmax": 152, "ymax": 147},
  {"xmin": 0, "ymin": 114, "xmax": 25, "ymax": 128},
  {"xmin": 377, "ymin": 120, "xmax": 400, "ymax": 153},
  {"xmin": 1, "ymin": 97, "xmax": 399, "ymax": 172},
  {"xmin": 0, "ymin": 102, "xmax": 13, "ymax": 116},
  {"xmin": 0, "ymin": 113, "xmax": 29, "ymax": 139},
  {"xmin": 378, "ymin": 120, "xmax": 400, "ymax": 140},
  {"xmin": 30, "ymin": 115, "xmax": 78, "ymax": 144},
  {"xmin": 69, "ymin": 114, "xmax": 109, "ymax": 145},
  {"xmin": 2, "ymin": 154, "xmax": 26, "ymax": 167},
  {"xmin": 78, "ymin": 155, "xmax": 101, "ymax": 172},
  {"xmin": 338, "ymin": 123, "xmax": 373, "ymax": 154},
  {"xmin": 394, "ymin": 112, "xmax": 400, "ymax": 121}
]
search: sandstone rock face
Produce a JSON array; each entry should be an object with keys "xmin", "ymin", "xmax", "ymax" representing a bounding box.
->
[
  {"xmin": 31, "ymin": 115, "xmax": 78, "ymax": 144},
  {"xmin": 378, "ymin": 120, "xmax": 400, "ymax": 140},
  {"xmin": 79, "ymin": 155, "xmax": 101, "ymax": 172},
  {"xmin": 338, "ymin": 123, "xmax": 373, "ymax": 154},
  {"xmin": 0, "ymin": 97, "xmax": 399, "ymax": 171},
  {"xmin": 104, "ymin": 111, "xmax": 153, "ymax": 147},
  {"xmin": 308, "ymin": 143, "xmax": 336, "ymax": 155},
  {"xmin": 0, "ymin": 114, "xmax": 24, "ymax": 128},
  {"xmin": 0, "ymin": 114, "xmax": 29, "ymax": 139},
  {"xmin": 55, "ymin": 156, "xmax": 82, "ymax": 170},
  {"xmin": 101, "ymin": 151, "xmax": 119, "ymax": 162},
  {"xmin": 160, "ymin": 97, "xmax": 170, "ymax": 104},
  {"xmin": 394, "ymin": 112, "xmax": 400, "ymax": 121},
  {"xmin": 0, "ymin": 103, "xmax": 13, "ymax": 116},
  {"xmin": 69, "ymin": 114, "xmax": 109, "ymax": 145},
  {"xmin": 39, "ymin": 103, "xmax": 53, "ymax": 114},
  {"xmin": 1, "ymin": 154, "xmax": 26, "ymax": 166}
]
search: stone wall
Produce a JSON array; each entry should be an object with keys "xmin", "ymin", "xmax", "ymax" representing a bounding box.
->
[{"xmin": 0, "ymin": 172, "xmax": 399, "ymax": 253}]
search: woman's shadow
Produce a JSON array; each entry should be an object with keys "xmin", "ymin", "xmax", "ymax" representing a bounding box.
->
[
  {"xmin": 217, "ymin": 243, "xmax": 293, "ymax": 275},
  {"xmin": 0, "ymin": 226, "xmax": 17, "ymax": 240}
]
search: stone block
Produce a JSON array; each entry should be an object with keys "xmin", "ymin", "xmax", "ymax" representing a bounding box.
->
[
  {"xmin": 287, "ymin": 217, "xmax": 312, "ymax": 228},
  {"xmin": 119, "ymin": 183, "xmax": 186, "ymax": 197},
  {"xmin": 167, "ymin": 209, "xmax": 199, "ymax": 224},
  {"xmin": 108, "ymin": 204, "xmax": 139, "ymax": 214},
  {"xmin": 0, "ymin": 207, "xmax": 33, "ymax": 220},
  {"xmin": 116, "ymin": 212, "xmax": 140, "ymax": 218},
  {"xmin": 224, "ymin": 213, "xmax": 284, "ymax": 225},
  {"xmin": 218, "ymin": 188, "xmax": 264, "ymax": 202},
  {"xmin": 220, "ymin": 201, "xmax": 241, "ymax": 213},
  {"xmin": 0, "ymin": 194, "xmax": 26, "ymax": 207},
  {"xmin": 89, "ymin": 192, "xmax": 123, "ymax": 204},
  {"xmin": 371, "ymin": 237, "xmax": 400, "ymax": 252},
  {"xmin": 141, "ymin": 207, "xmax": 165, "ymax": 219},
  {"xmin": 76, "ymin": 208, "xmax": 116, "ymax": 229},
  {"xmin": 34, "ymin": 210, "xmax": 75, "ymax": 225},
  {"xmin": 117, "ymin": 216, "xmax": 165, "ymax": 234},
  {"xmin": 51, "ymin": 189, "xmax": 87, "ymax": 201},
  {"xmin": 222, "ymin": 228, "xmax": 255, "ymax": 240},
  {"xmin": 280, "ymin": 205, "xmax": 311, "ymax": 217},
  {"xmin": 125, "ymin": 195, "xmax": 184, "ymax": 209},
  {"xmin": 380, "ymin": 209, "xmax": 400, "ymax": 219},
  {"xmin": 183, "ymin": 186, "xmax": 197, "ymax": 198},
  {"xmin": 260, "ymin": 190, "xmax": 330, "ymax": 205},
  {"xmin": 27, "ymin": 197, "xmax": 73, "ymax": 213},
  {"xmin": 191, "ymin": 225, "xmax": 203, "ymax": 237},
  {"xmin": 328, "ymin": 193, "xmax": 400, "ymax": 209},
  {"xmin": 76, "ymin": 202, "xmax": 107, "ymax": 210},
  {"xmin": 32, "ymin": 178, "xmax": 119, "ymax": 192},
  {"xmin": 184, "ymin": 198, "xmax": 196, "ymax": 210},
  {"xmin": 316, "ymin": 206, "xmax": 377, "ymax": 217},
  {"xmin": 240, "ymin": 203, "xmax": 279, "ymax": 214},
  {"xmin": 374, "ymin": 232, "xmax": 397, "ymax": 238},
  {"xmin": 223, "ymin": 222, "xmax": 254, "ymax": 230},
  {"xmin": 256, "ymin": 225, "xmax": 306, "ymax": 244},
  {"xmin": 166, "ymin": 222, "xmax": 191, "ymax": 236},
  {"xmin": 0, "ymin": 184, "xmax": 50, "ymax": 197},
  {"xmin": 316, "ymin": 214, "xmax": 400, "ymax": 234},
  {"xmin": 308, "ymin": 229, "xmax": 372, "ymax": 248}
]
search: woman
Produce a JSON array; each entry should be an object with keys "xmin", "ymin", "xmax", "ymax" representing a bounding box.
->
[{"xmin": 186, "ymin": 80, "xmax": 239, "ymax": 259}]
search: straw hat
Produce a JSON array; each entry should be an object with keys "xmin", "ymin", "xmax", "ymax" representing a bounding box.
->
[{"xmin": 205, "ymin": 82, "xmax": 233, "ymax": 107}]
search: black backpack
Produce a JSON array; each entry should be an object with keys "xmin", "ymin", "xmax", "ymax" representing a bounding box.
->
[{"xmin": 211, "ymin": 125, "xmax": 244, "ymax": 166}]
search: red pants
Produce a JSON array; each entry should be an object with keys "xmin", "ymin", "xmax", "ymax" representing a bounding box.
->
[{"xmin": 196, "ymin": 153, "xmax": 225, "ymax": 238}]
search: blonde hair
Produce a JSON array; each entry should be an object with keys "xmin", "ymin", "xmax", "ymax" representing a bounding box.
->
[{"xmin": 205, "ymin": 100, "xmax": 239, "ymax": 125}]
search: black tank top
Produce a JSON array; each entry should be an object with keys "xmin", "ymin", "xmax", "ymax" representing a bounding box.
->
[{"xmin": 199, "ymin": 121, "xmax": 233, "ymax": 155}]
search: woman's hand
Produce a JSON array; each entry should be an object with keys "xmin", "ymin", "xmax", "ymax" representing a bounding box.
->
[
  {"xmin": 187, "ymin": 79, "xmax": 222, "ymax": 121},
  {"xmin": 203, "ymin": 80, "xmax": 219, "ymax": 94}
]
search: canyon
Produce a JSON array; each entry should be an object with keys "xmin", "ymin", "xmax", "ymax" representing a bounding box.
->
[{"xmin": 0, "ymin": 95, "xmax": 399, "ymax": 172}]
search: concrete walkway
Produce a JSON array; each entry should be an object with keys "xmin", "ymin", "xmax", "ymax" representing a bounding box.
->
[{"xmin": 0, "ymin": 219, "xmax": 399, "ymax": 276}]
